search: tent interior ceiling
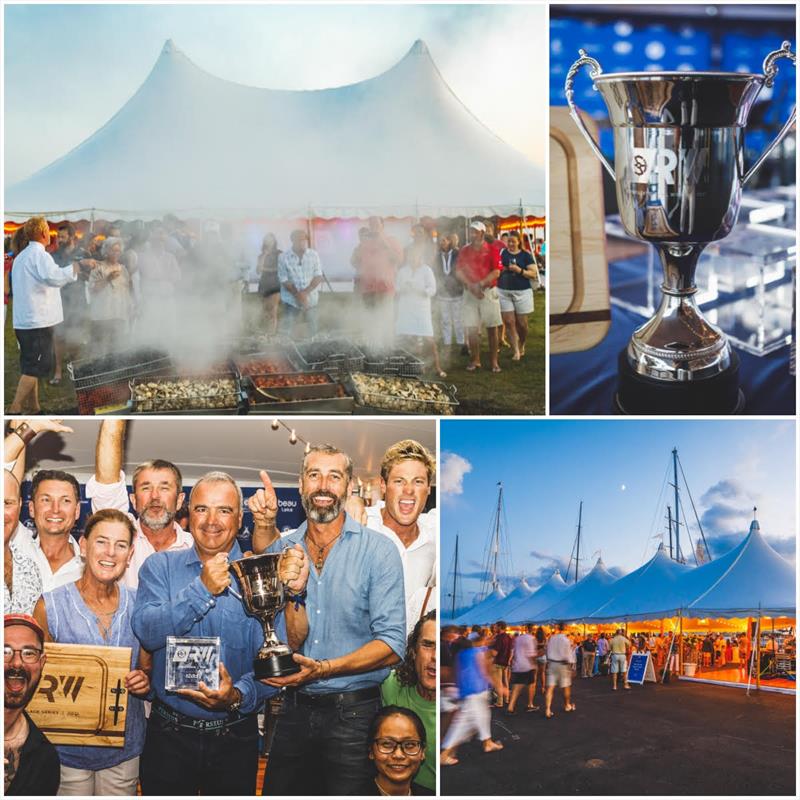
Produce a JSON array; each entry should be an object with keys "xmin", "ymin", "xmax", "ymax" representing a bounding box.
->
[
  {"xmin": 5, "ymin": 39, "xmax": 544, "ymax": 221},
  {"xmin": 20, "ymin": 419, "xmax": 435, "ymax": 486}
]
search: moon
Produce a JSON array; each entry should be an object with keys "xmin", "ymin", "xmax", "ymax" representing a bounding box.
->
[{"xmin": 620, "ymin": 484, "xmax": 627, "ymax": 491}]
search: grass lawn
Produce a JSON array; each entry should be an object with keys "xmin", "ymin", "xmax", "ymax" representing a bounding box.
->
[{"xmin": 4, "ymin": 290, "xmax": 545, "ymax": 415}]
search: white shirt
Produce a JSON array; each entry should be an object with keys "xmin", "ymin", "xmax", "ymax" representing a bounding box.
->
[
  {"xmin": 511, "ymin": 633, "xmax": 537, "ymax": 672},
  {"xmin": 85, "ymin": 471, "xmax": 194, "ymax": 589},
  {"xmin": 366, "ymin": 504, "xmax": 437, "ymax": 633},
  {"xmin": 546, "ymin": 633, "xmax": 576, "ymax": 665},
  {"xmin": 11, "ymin": 241, "xmax": 77, "ymax": 329},
  {"xmin": 12, "ymin": 524, "xmax": 83, "ymax": 592}
]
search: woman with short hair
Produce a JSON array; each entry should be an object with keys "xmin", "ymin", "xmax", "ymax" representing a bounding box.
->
[{"xmin": 33, "ymin": 509, "xmax": 150, "ymax": 796}]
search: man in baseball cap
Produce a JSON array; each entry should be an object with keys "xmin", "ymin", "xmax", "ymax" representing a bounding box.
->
[{"xmin": 4, "ymin": 614, "xmax": 60, "ymax": 795}]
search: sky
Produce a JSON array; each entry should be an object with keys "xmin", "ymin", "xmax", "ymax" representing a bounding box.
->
[
  {"xmin": 440, "ymin": 419, "xmax": 797, "ymax": 613},
  {"xmin": 3, "ymin": 2, "xmax": 547, "ymax": 185}
]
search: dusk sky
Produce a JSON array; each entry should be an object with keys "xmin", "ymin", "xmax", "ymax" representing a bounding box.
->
[
  {"xmin": 440, "ymin": 419, "xmax": 796, "ymax": 612},
  {"xmin": 4, "ymin": 3, "xmax": 546, "ymax": 185}
]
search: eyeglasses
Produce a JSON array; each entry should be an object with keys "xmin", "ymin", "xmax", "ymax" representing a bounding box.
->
[
  {"xmin": 3, "ymin": 645, "xmax": 43, "ymax": 664},
  {"xmin": 373, "ymin": 738, "xmax": 423, "ymax": 756}
]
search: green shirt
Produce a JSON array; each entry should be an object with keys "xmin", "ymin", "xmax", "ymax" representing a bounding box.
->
[{"xmin": 380, "ymin": 671, "xmax": 435, "ymax": 792}]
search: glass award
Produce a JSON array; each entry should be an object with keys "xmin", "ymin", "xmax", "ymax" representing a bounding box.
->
[{"xmin": 165, "ymin": 636, "xmax": 221, "ymax": 691}]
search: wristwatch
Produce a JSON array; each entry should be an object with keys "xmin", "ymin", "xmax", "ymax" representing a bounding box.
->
[{"xmin": 227, "ymin": 687, "xmax": 243, "ymax": 715}]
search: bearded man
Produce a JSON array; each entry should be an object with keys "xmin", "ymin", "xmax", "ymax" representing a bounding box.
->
[
  {"xmin": 4, "ymin": 614, "xmax": 60, "ymax": 795},
  {"xmin": 86, "ymin": 420, "xmax": 194, "ymax": 588},
  {"xmin": 248, "ymin": 444, "xmax": 406, "ymax": 796}
]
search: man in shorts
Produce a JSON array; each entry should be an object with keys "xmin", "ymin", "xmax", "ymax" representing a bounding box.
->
[
  {"xmin": 456, "ymin": 221, "xmax": 502, "ymax": 373},
  {"xmin": 544, "ymin": 622, "xmax": 575, "ymax": 717},
  {"xmin": 8, "ymin": 217, "xmax": 93, "ymax": 414},
  {"xmin": 507, "ymin": 623, "xmax": 539, "ymax": 713},
  {"xmin": 610, "ymin": 628, "xmax": 632, "ymax": 690}
]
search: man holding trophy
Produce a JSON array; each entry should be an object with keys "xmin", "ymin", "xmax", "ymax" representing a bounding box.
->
[
  {"xmin": 131, "ymin": 471, "xmax": 308, "ymax": 795},
  {"xmin": 249, "ymin": 444, "xmax": 407, "ymax": 796}
]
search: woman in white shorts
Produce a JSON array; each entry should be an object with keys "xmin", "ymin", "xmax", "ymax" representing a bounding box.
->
[{"xmin": 497, "ymin": 232, "xmax": 539, "ymax": 361}]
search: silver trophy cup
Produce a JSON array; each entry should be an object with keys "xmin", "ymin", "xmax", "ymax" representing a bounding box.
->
[
  {"xmin": 230, "ymin": 552, "xmax": 300, "ymax": 678},
  {"xmin": 565, "ymin": 41, "xmax": 796, "ymax": 413}
]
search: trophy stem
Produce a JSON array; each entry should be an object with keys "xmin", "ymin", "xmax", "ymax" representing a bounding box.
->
[{"xmin": 658, "ymin": 243, "xmax": 703, "ymax": 295}]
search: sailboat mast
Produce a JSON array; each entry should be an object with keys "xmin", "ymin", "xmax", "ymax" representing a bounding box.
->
[
  {"xmin": 667, "ymin": 505, "xmax": 673, "ymax": 560},
  {"xmin": 672, "ymin": 447, "xmax": 681, "ymax": 562},
  {"xmin": 575, "ymin": 500, "xmax": 583, "ymax": 584},
  {"xmin": 491, "ymin": 483, "xmax": 503, "ymax": 592},
  {"xmin": 451, "ymin": 535, "xmax": 459, "ymax": 619}
]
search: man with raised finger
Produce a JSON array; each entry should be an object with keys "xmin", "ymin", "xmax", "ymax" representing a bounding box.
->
[
  {"xmin": 131, "ymin": 471, "xmax": 308, "ymax": 795},
  {"xmin": 248, "ymin": 445, "xmax": 406, "ymax": 796}
]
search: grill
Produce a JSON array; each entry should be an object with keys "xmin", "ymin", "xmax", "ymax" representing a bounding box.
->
[
  {"xmin": 344, "ymin": 372, "xmax": 459, "ymax": 415},
  {"xmin": 68, "ymin": 348, "xmax": 173, "ymax": 414},
  {"xmin": 357, "ymin": 345, "xmax": 425, "ymax": 377},
  {"xmin": 129, "ymin": 372, "xmax": 246, "ymax": 414},
  {"xmin": 291, "ymin": 340, "xmax": 365, "ymax": 375}
]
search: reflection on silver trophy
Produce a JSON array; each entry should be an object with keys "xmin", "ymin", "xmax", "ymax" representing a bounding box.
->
[
  {"xmin": 230, "ymin": 552, "xmax": 301, "ymax": 678},
  {"xmin": 566, "ymin": 41, "xmax": 796, "ymax": 414}
]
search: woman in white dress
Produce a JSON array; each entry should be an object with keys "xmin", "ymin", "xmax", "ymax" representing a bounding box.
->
[{"xmin": 395, "ymin": 247, "xmax": 445, "ymax": 377}]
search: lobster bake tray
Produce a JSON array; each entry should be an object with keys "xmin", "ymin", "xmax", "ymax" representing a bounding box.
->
[
  {"xmin": 243, "ymin": 372, "xmax": 355, "ymax": 414},
  {"xmin": 128, "ymin": 373, "xmax": 247, "ymax": 414},
  {"xmin": 344, "ymin": 372, "xmax": 459, "ymax": 415}
]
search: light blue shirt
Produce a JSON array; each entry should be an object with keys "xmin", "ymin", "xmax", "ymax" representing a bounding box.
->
[
  {"xmin": 278, "ymin": 247, "xmax": 322, "ymax": 308},
  {"xmin": 44, "ymin": 582, "xmax": 144, "ymax": 770},
  {"xmin": 131, "ymin": 540, "xmax": 277, "ymax": 719},
  {"xmin": 266, "ymin": 513, "xmax": 406, "ymax": 694}
]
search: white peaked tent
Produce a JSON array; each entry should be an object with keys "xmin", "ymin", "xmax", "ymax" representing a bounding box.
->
[
  {"xmin": 686, "ymin": 519, "xmax": 796, "ymax": 618},
  {"xmin": 506, "ymin": 570, "xmax": 571, "ymax": 625},
  {"xmin": 469, "ymin": 578, "xmax": 534, "ymax": 625},
  {"xmin": 452, "ymin": 587, "xmax": 507, "ymax": 627},
  {"xmin": 587, "ymin": 544, "xmax": 693, "ymax": 622},
  {"xmin": 532, "ymin": 558, "xmax": 619, "ymax": 624},
  {"xmin": 5, "ymin": 39, "xmax": 544, "ymax": 221}
]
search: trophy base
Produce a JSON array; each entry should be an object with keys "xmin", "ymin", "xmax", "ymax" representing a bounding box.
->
[
  {"xmin": 254, "ymin": 652, "xmax": 301, "ymax": 679},
  {"xmin": 615, "ymin": 349, "xmax": 745, "ymax": 415}
]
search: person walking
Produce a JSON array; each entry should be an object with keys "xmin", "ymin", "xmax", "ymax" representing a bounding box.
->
[
  {"xmin": 544, "ymin": 622, "xmax": 575, "ymax": 718},
  {"xmin": 610, "ymin": 629, "xmax": 632, "ymax": 690}
]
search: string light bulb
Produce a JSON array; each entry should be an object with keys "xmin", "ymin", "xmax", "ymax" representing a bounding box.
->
[
  {"xmin": 271, "ymin": 419, "xmax": 280, "ymax": 431},
  {"xmin": 289, "ymin": 429, "xmax": 298, "ymax": 445},
  {"xmin": 304, "ymin": 442, "xmax": 311, "ymax": 455}
]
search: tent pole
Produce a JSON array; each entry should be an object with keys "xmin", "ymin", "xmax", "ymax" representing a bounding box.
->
[
  {"xmin": 755, "ymin": 609, "xmax": 761, "ymax": 692},
  {"xmin": 678, "ymin": 610, "xmax": 683, "ymax": 675}
]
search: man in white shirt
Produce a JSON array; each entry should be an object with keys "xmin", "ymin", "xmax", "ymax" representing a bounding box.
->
[
  {"xmin": 8, "ymin": 216, "xmax": 93, "ymax": 414},
  {"xmin": 85, "ymin": 420, "xmax": 194, "ymax": 589},
  {"xmin": 544, "ymin": 622, "xmax": 576, "ymax": 717},
  {"xmin": 278, "ymin": 229, "xmax": 323, "ymax": 337},
  {"xmin": 507, "ymin": 623, "xmax": 539, "ymax": 713},
  {"xmin": 365, "ymin": 440, "xmax": 436, "ymax": 633}
]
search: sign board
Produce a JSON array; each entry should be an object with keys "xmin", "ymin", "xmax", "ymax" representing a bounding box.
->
[
  {"xmin": 26, "ymin": 642, "xmax": 132, "ymax": 747},
  {"xmin": 627, "ymin": 652, "xmax": 656, "ymax": 685}
]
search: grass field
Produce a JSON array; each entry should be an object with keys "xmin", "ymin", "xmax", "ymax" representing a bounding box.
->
[{"xmin": 4, "ymin": 291, "xmax": 545, "ymax": 415}]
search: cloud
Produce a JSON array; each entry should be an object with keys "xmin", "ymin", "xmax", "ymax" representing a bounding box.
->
[{"xmin": 441, "ymin": 452, "xmax": 472, "ymax": 498}]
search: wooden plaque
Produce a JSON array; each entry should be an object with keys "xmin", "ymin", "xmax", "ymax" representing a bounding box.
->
[
  {"xmin": 549, "ymin": 106, "xmax": 611, "ymax": 353},
  {"xmin": 26, "ymin": 642, "xmax": 132, "ymax": 747}
]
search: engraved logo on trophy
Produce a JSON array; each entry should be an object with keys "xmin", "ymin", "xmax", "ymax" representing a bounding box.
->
[{"xmin": 230, "ymin": 552, "xmax": 301, "ymax": 679}]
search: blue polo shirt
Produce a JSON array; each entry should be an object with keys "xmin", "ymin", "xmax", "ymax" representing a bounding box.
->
[
  {"xmin": 266, "ymin": 513, "xmax": 406, "ymax": 694},
  {"xmin": 131, "ymin": 540, "xmax": 277, "ymax": 719}
]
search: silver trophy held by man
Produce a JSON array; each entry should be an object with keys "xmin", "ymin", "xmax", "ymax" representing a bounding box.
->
[
  {"xmin": 565, "ymin": 40, "xmax": 796, "ymax": 414},
  {"xmin": 230, "ymin": 550, "xmax": 302, "ymax": 679}
]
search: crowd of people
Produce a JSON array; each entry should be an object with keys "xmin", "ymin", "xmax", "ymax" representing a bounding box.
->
[
  {"xmin": 3, "ymin": 419, "xmax": 437, "ymax": 795},
  {"xmin": 5, "ymin": 214, "xmax": 544, "ymax": 413},
  {"xmin": 439, "ymin": 619, "xmax": 690, "ymax": 763}
]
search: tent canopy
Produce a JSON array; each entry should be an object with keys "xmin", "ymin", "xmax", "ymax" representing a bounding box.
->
[
  {"xmin": 532, "ymin": 558, "xmax": 620, "ymax": 624},
  {"xmin": 5, "ymin": 39, "xmax": 544, "ymax": 222},
  {"xmin": 468, "ymin": 578, "xmax": 534, "ymax": 625},
  {"xmin": 506, "ymin": 570, "xmax": 571, "ymax": 625},
  {"xmin": 452, "ymin": 586, "xmax": 507, "ymax": 627},
  {"xmin": 587, "ymin": 544, "xmax": 693, "ymax": 622}
]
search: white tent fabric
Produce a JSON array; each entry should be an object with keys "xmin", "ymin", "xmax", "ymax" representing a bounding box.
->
[
  {"xmin": 532, "ymin": 558, "xmax": 619, "ymax": 624},
  {"xmin": 452, "ymin": 587, "xmax": 507, "ymax": 627},
  {"xmin": 587, "ymin": 544, "xmax": 693, "ymax": 622},
  {"xmin": 5, "ymin": 39, "xmax": 544, "ymax": 222},
  {"xmin": 467, "ymin": 579, "xmax": 534, "ymax": 625},
  {"xmin": 685, "ymin": 519, "xmax": 795, "ymax": 618},
  {"xmin": 506, "ymin": 570, "xmax": 571, "ymax": 625}
]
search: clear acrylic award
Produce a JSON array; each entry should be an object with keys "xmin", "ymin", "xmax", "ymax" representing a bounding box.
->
[{"xmin": 165, "ymin": 636, "xmax": 221, "ymax": 691}]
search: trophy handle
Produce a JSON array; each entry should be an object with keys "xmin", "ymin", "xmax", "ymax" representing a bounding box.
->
[
  {"xmin": 742, "ymin": 40, "xmax": 797, "ymax": 186},
  {"xmin": 564, "ymin": 49, "xmax": 615, "ymax": 180}
]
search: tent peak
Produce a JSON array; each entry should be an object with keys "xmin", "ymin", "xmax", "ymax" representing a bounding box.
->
[
  {"xmin": 749, "ymin": 516, "xmax": 760, "ymax": 534},
  {"xmin": 408, "ymin": 39, "xmax": 431, "ymax": 57},
  {"xmin": 161, "ymin": 38, "xmax": 179, "ymax": 56}
]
